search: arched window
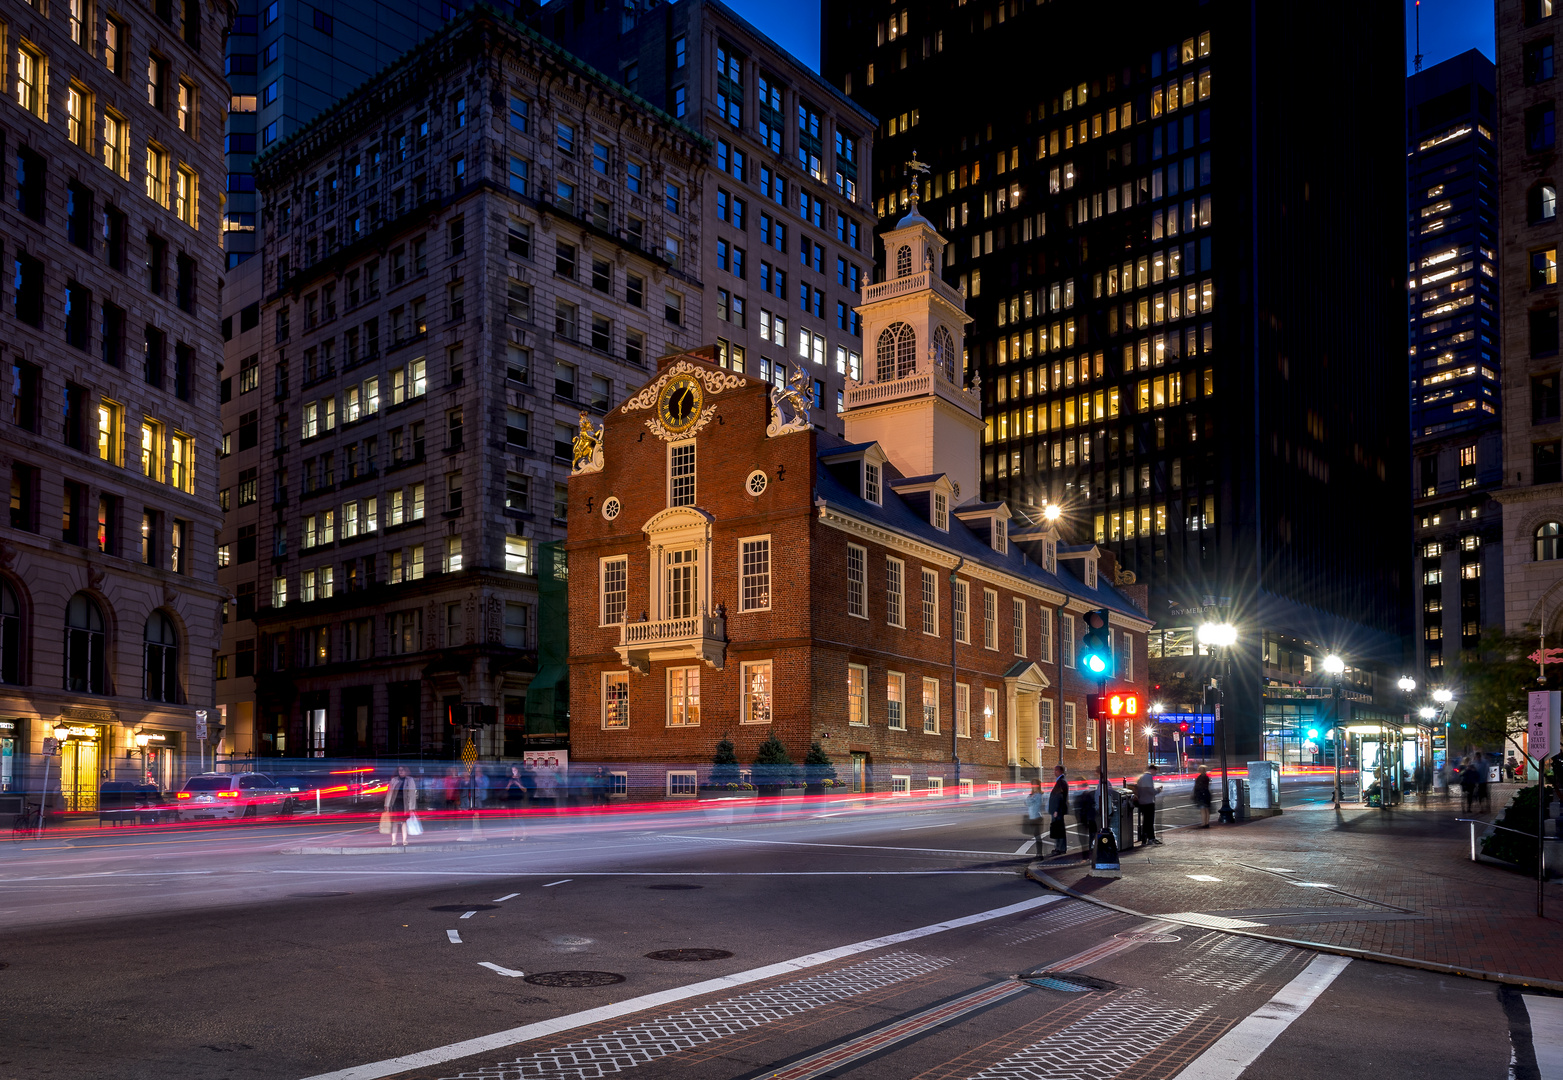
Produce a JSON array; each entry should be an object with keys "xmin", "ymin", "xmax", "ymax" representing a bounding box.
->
[
  {"xmin": 1538, "ymin": 522, "xmax": 1563, "ymax": 561},
  {"xmin": 932, "ymin": 325, "xmax": 957, "ymax": 381},
  {"xmin": 895, "ymin": 245, "xmax": 913, "ymax": 278},
  {"xmin": 0, "ymin": 580, "xmax": 20, "ymax": 685},
  {"xmin": 1532, "ymin": 182, "xmax": 1558, "ymax": 224},
  {"xmin": 65, "ymin": 593, "xmax": 106, "ymax": 694},
  {"xmin": 875, "ymin": 322, "xmax": 917, "ymax": 381},
  {"xmin": 144, "ymin": 611, "xmax": 179, "ymax": 703}
]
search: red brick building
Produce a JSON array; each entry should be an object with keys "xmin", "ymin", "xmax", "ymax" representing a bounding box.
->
[{"xmin": 566, "ymin": 206, "xmax": 1151, "ymax": 798}]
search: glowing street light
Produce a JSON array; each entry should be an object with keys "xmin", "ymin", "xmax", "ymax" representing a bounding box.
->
[
  {"xmin": 1323, "ymin": 654, "xmax": 1345, "ymax": 675},
  {"xmin": 1042, "ymin": 502, "xmax": 1062, "ymax": 522},
  {"xmin": 1419, "ymin": 706, "xmax": 1436, "ymax": 720},
  {"xmin": 1397, "ymin": 676, "xmax": 1416, "ymax": 693},
  {"xmin": 1197, "ymin": 622, "xmax": 1238, "ymax": 822},
  {"xmin": 1322, "ymin": 654, "xmax": 1346, "ymax": 805},
  {"xmin": 1433, "ymin": 688, "xmax": 1453, "ymax": 704}
]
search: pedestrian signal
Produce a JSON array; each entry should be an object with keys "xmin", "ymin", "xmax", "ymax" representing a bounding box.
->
[{"xmin": 1106, "ymin": 692, "xmax": 1140, "ymax": 717}]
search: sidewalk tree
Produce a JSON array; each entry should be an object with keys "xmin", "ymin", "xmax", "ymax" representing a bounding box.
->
[
  {"xmin": 1450, "ymin": 629, "xmax": 1539, "ymax": 756},
  {"xmin": 711, "ymin": 736, "xmax": 740, "ymax": 788},
  {"xmin": 753, "ymin": 733, "xmax": 795, "ymax": 791},
  {"xmin": 803, "ymin": 740, "xmax": 838, "ymax": 788}
]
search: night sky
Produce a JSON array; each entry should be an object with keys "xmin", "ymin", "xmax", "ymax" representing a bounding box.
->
[{"xmin": 719, "ymin": 0, "xmax": 1497, "ymax": 77}]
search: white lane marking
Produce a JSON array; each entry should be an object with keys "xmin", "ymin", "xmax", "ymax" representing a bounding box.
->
[
  {"xmin": 900, "ymin": 821, "xmax": 954, "ymax": 831},
  {"xmin": 542, "ymin": 879, "xmax": 572, "ymax": 887},
  {"xmin": 1187, "ymin": 874, "xmax": 1222, "ymax": 882},
  {"xmin": 1173, "ymin": 953, "xmax": 1350, "ymax": 1080},
  {"xmin": 273, "ymin": 869, "xmax": 1018, "ymax": 879},
  {"xmin": 295, "ymin": 893, "xmax": 1062, "ymax": 1080},
  {"xmin": 1525, "ymin": 994, "xmax": 1563, "ymax": 1079},
  {"xmin": 1014, "ymin": 839, "xmax": 1036, "ymax": 854},
  {"xmin": 446, "ymin": 930, "xmax": 462, "ymax": 944},
  {"xmin": 666, "ymin": 834, "xmax": 1021, "ymax": 858},
  {"xmin": 478, "ymin": 962, "xmax": 525, "ymax": 978},
  {"xmin": 459, "ymin": 911, "xmax": 477, "ymax": 919},
  {"xmin": 1264, "ymin": 868, "xmax": 1294, "ymax": 873},
  {"xmin": 493, "ymin": 893, "xmax": 520, "ymax": 902},
  {"xmin": 1292, "ymin": 882, "xmax": 1334, "ymax": 888}
]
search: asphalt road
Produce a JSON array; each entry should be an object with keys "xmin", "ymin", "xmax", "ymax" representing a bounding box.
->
[{"xmin": 0, "ymin": 780, "xmax": 1555, "ymax": 1080}]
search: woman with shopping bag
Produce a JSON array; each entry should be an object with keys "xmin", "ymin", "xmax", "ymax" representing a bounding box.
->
[{"xmin": 382, "ymin": 765, "xmax": 420, "ymax": 847}]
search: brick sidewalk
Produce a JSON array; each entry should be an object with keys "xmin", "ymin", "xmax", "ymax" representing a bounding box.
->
[{"xmin": 1030, "ymin": 786, "xmax": 1563, "ymax": 986}]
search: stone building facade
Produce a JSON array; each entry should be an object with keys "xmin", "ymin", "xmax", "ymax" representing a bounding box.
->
[
  {"xmin": 0, "ymin": 0, "xmax": 231, "ymax": 808},
  {"xmin": 215, "ymin": 10, "xmax": 705, "ymax": 759},
  {"xmin": 566, "ymin": 206, "xmax": 1150, "ymax": 798}
]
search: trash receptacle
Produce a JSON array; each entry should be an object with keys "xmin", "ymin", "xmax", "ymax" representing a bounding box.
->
[
  {"xmin": 1112, "ymin": 791, "xmax": 1136, "ymax": 851},
  {"xmin": 1226, "ymin": 778, "xmax": 1249, "ymax": 821},
  {"xmin": 1247, "ymin": 762, "xmax": 1282, "ymax": 817}
]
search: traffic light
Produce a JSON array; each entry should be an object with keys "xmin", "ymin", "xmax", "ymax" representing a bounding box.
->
[
  {"xmin": 1106, "ymin": 692, "xmax": 1140, "ymax": 718},
  {"xmin": 1178, "ymin": 722, "xmax": 1191, "ymax": 735},
  {"xmin": 1306, "ymin": 728, "xmax": 1320, "ymax": 740},
  {"xmin": 1080, "ymin": 609, "xmax": 1113, "ymax": 677}
]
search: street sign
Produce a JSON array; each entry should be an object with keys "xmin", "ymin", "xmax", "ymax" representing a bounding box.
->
[
  {"xmin": 195, "ymin": 710, "xmax": 208, "ymax": 740},
  {"xmin": 1528, "ymin": 691, "xmax": 1561, "ymax": 758},
  {"xmin": 42, "ymin": 737, "xmax": 58, "ymax": 755}
]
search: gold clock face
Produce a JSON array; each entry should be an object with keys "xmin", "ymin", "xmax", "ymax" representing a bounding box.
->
[{"xmin": 658, "ymin": 375, "xmax": 703, "ymax": 433}]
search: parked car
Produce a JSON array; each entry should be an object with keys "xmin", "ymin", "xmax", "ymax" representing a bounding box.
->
[{"xmin": 174, "ymin": 773, "xmax": 289, "ymax": 821}]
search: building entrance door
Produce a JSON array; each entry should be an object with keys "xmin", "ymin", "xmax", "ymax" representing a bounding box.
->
[
  {"xmin": 59, "ymin": 728, "xmax": 103, "ymax": 811},
  {"xmin": 1014, "ymin": 694, "xmax": 1039, "ymax": 776},
  {"xmin": 851, "ymin": 752, "xmax": 868, "ymax": 793}
]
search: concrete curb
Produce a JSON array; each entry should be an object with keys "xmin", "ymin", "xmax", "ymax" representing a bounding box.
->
[{"xmin": 1024, "ymin": 861, "xmax": 1563, "ymax": 994}]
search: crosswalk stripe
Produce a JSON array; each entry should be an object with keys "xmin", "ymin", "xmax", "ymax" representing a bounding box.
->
[
  {"xmin": 1172, "ymin": 954, "xmax": 1350, "ymax": 1079},
  {"xmin": 1525, "ymin": 994, "xmax": 1563, "ymax": 1080}
]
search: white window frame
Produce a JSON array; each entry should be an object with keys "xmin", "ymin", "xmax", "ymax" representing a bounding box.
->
[
  {"xmin": 740, "ymin": 659, "xmax": 773, "ymax": 724},
  {"xmin": 887, "ymin": 670, "xmax": 905, "ymax": 730},
  {"xmin": 739, "ymin": 534, "xmax": 772, "ymax": 612},
  {"xmin": 933, "ymin": 489, "xmax": 949, "ymax": 530},
  {"xmin": 848, "ymin": 662, "xmax": 869, "ymax": 726},
  {"xmin": 847, "ymin": 542, "xmax": 868, "ymax": 618},
  {"xmin": 1123, "ymin": 629, "xmax": 1134, "ymax": 680},
  {"xmin": 667, "ymin": 665, "xmax": 701, "ymax": 727},
  {"xmin": 864, "ymin": 460, "xmax": 881, "ymax": 504},
  {"xmin": 983, "ymin": 588, "xmax": 998, "ymax": 650},
  {"xmin": 1122, "ymin": 716, "xmax": 1133, "ymax": 755},
  {"xmin": 987, "ymin": 780, "xmax": 1003, "ymax": 798},
  {"xmin": 1061, "ymin": 612, "xmax": 1076, "ymax": 668},
  {"xmin": 956, "ymin": 682, "xmax": 970, "ymax": 738},
  {"xmin": 1064, "ymin": 700, "xmax": 1077, "ymax": 748},
  {"xmin": 1039, "ymin": 697, "xmax": 1054, "ymax": 747},
  {"xmin": 926, "ymin": 776, "xmax": 944, "ymax": 797},
  {"xmin": 886, "ymin": 556, "xmax": 905, "ymax": 627},
  {"xmin": 1084, "ymin": 704, "xmax": 1097, "ymax": 749},
  {"xmin": 602, "ymin": 671, "xmax": 630, "ymax": 729},
  {"xmin": 668, "ymin": 439, "xmax": 696, "ymax": 507},
  {"xmin": 609, "ymin": 771, "xmax": 629, "ymax": 796},
  {"xmin": 1106, "ymin": 718, "xmax": 1115, "ymax": 754},
  {"xmin": 1013, "ymin": 598, "xmax": 1026, "ymax": 656},
  {"xmin": 921, "ymin": 567, "xmax": 939, "ymax": 636},
  {"xmin": 922, "ymin": 676, "xmax": 940, "ymax": 734},
  {"xmin": 984, "ymin": 686, "xmax": 999, "ymax": 740},
  {"xmin": 600, "ymin": 555, "xmax": 628, "ymax": 626},
  {"xmin": 891, "ymin": 774, "xmax": 912, "ymax": 796},
  {"xmin": 666, "ymin": 770, "xmax": 698, "ymax": 797},
  {"xmin": 952, "ymin": 578, "xmax": 969, "ymax": 643},
  {"xmin": 1040, "ymin": 607, "xmax": 1054, "ymax": 663},
  {"xmin": 960, "ymin": 778, "xmax": 974, "ymax": 798}
]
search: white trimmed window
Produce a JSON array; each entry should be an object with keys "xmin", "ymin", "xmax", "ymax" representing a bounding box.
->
[
  {"xmin": 1061, "ymin": 613, "xmax": 1076, "ymax": 668},
  {"xmin": 933, "ymin": 490, "xmax": 948, "ymax": 530},
  {"xmin": 887, "ymin": 671, "xmax": 905, "ymax": 729},
  {"xmin": 668, "ymin": 441, "xmax": 696, "ymax": 507},
  {"xmin": 921, "ymin": 568, "xmax": 939, "ymax": 635},
  {"xmin": 847, "ymin": 543, "xmax": 867, "ymax": 618},
  {"xmin": 984, "ymin": 687, "xmax": 999, "ymax": 740},
  {"xmin": 1040, "ymin": 607, "xmax": 1053, "ymax": 663},
  {"xmin": 1084, "ymin": 705, "xmax": 1097, "ymax": 749},
  {"xmin": 864, "ymin": 461, "xmax": 881, "ymax": 504},
  {"xmin": 601, "ymin": 557, "xmax": 627, "ymax": 625},
  {"xmin": 1123, "ymin": 631, "xmax": 1134, "ymax": 680},
  {"xmin": 956, "ymin": 682, "xmax": 970, "ymax": 737},
  {"xmin": 740, "ymin": 536, "xmax": 771, "ymax": 611},
  {"xmin": 926, "ymin": 776, "xmax": 943, "ymax": 797},
  {"xmin": 1039, "ymin": 697, "xmax": 1054, "ymax": 746},
  {"xmin": 667, "ymin": 770, "xmax": 698, "ymax": 797},
  {"xmin": 603, "ymin": 671, "xmax": 629, "ymax": 728},
  {"xmin": 953, "ymin": 579, "xmax": 969, "ymax": 643},
  {"xmin": 848, "ymin": 663, "xmax": 868, "ymax": 725},
  {"xmin": 609, "ymin": 771, "xmax": 628, "ymax": 796},
  {"xmin": 665, "ymin": 547, "xmax": 699, "ymax": 619},
  {"xmin": 1106, "ymin": 719, "xmax": 1115, "ymax": 754},
  {"xmin": 960, "ymin": 778, "xmax": 974, "ymax": 798},
  {"xmin": 668, "ymin": 667, "xmax": 700, "ymax": 726},
  {"xmin": 891, "ymin": 774, "xmax": 911, "ymax": 796},
  {"xmin": 886, "ymin": 557, "xmax": 905, "ymax": 627},
  {"xmin": 922, "ymin": 676, "xmax": 939, "ymax": 733},
  {"xmin": 1013, "ymin": 598, "xmax": 1026, "ymax": 656},
  {"xmin": 987, "ymin": 780, "xmax": 1003, "ymax": 798},
  {"xmin": 741, "ymin": 660, "xmax": 773, "ymax": 724},
  {"xmin": 983, "ymin": 588, "xmax": 998, "ymax": 650},
  {"xmin": 1064, "ymin": 701, "xmax": 1077, "ymax": 748}
]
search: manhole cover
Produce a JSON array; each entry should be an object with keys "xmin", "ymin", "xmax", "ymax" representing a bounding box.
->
[
  {"xmin": 1020, "ymin": 971, "xmax": 1117, "ymax": 992},
  {"xmin": 645, "ymin": 948, "xmax": 733, "ymax": 962},
  {"xmin": 647, "ymin": 883, "xmax": 703, "ymax": 890},
  {"xmin": 523, "ymin": 971, "xmax": 626, "ymax": 987},
  {"xmin": 290, "ymin": 892, "xmax": 351, "ymax": 898},
  {"xmin": 429, "ymin": 904, "xmax": 499, "ymax": 912},
  {"xmin": 1114, "ymin": 930, "xmax": 1181, "ymax": 943}
]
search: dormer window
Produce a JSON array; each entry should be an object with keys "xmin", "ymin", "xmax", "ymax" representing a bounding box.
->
[
  {"xmin": 1045, "ymin": 539, "xmax": 1057, "ymax": 574},
  {"xmin": 864, "ymin": 461, "xmax": 881, "ymax": 505},
  {"xmin": 933, "ymin": 490, "xmax": 948, "ymax": 530},
  {"xmin": 994, "ymin": 517, "xmax": 1007, "ymax": 554},
  {"xmin": 1084, "ymin": 556, "xmax": 1097, "ymax": 588}
]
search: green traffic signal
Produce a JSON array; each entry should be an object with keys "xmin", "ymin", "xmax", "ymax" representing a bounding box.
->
[
  {"xmin": 1080, "ymin": 608, "xmax": 1113, "ymax": 678},
  {"xmin": 1084, "ymin": 653, "xmax": 1107, "ymax": 675}
]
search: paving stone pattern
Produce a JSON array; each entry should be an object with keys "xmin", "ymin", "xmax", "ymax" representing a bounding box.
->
[
  {"xmin": 965, "ymin": 991, "xmax": 1211, "ymax": 1080},
  {"xmin": 1164, "ymin": 932, "xmax": 1293, "ymax": 992},
  {"xmin": 440, "ymin": 950, "xmax": 952, "ymax": 1080}
]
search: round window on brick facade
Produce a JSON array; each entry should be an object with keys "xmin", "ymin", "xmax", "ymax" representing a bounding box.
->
[
  {"xmin": 602, "ymin": 496, "xmax": 621, "ymax": 521},
  {"xmin": 746, "ymin": 470, "xmax": 768, "ymax": 497}
]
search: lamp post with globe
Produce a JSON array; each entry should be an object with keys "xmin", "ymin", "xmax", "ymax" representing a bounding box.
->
[
  {"xmin": 1396, "ymin": 676, "xmax": 1416, "ymax": 804},
  {"xmin": 1197, "ymin": 622, "xmax": 1237, "ymax": 823},
  {"xmin": 1324, "ymin": 654, "xmax": 1346, "ymax": 806}
]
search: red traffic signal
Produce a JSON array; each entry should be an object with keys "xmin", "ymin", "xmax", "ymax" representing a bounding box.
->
[
  {"xmin": 1178, "ymin": 722, "xmax": 1190, "ymax": 734},
  {"xmin": 1106, "ymin": 692, "xmax": 1140, "ymax": 718}
]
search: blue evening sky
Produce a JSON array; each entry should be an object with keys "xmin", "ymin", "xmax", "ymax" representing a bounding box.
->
[{"xmin": 719, "ymin": 0, "xmax": 1496, "ymax": 77}]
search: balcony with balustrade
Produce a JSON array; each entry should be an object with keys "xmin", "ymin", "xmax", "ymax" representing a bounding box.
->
[{"xmin": 616, "ymin": 612, "xmax": 727, "ymax": 674}]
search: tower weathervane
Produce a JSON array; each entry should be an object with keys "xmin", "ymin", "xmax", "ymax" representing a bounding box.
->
[{"xmin": 907, "ymin": 151, "xmax": 930, "ymax": 208}]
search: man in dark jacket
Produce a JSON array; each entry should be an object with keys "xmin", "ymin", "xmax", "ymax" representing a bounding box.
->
[
  {"xmin": 1047, "ymin": 765, "xmax": 1070, "ymax": 856},
  {"xmin": 1073, "ymin": 774, "xmax": 1099, "ymax": 858}
]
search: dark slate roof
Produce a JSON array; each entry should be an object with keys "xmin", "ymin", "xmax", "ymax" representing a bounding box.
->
[
  {"xmin": 1058, "ymin": 543, "xmax": 1098, "ymax": 554},
  {"xmin": 820, "ymin": 441, "xmax": 880, "ymax": 458},
  {"xmin": 889, "ymin": 474, "xmax": 948, "ymax": 487},
  {"xmin": 812, "ymin": 446, "xmax": 1147, "ymax": 621},
  {"xmin": 954, "ymin": 501, "xmax": 1008, "ymax": 514}
]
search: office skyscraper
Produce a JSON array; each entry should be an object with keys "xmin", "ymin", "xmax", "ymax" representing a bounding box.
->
[{"xmin": 824, "ymin": 0, "xmax": 1410, "ymax": 756}]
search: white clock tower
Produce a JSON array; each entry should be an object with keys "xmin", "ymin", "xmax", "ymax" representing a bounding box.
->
[{"xmin": 842, "ymin": 163, "xmax": 983, "ymax": 504}]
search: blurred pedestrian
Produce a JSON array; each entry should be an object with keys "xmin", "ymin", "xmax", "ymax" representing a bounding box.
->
[
  {"xmin": 1135, "ymin": 766, "xmax": 1164, "ymax": 845},
  {"xmin": 1073, "ymin": 778, "xmax": 1099, "ymax": 857},
  {"xmin": 504, "ymin": 766, "xmax": 527, "ymax": 807},
  {"xmin": 1047, "ymin": 765, "xmax": 1070, "ymax": 856},
  {"xmin": 1459, "ymin": 758, "xmax": 1479, "ymax": 814},
  {"xmin": 383, "ymin": 766, "xmax": 418, "ymax": 847},
  {"xmin": 1023, "ymin": 778, "xmax": 1044, "ymax": 854},
  {"xmin": 443, "ymin": 767, "xmax": 459, "ymax": 812},
  {"xmin": 1192, "ymin": 765, "xmax": 1212, "ymax": 828},
  {"xmin": 475, "ymin": 766, "xmax": 491, "ymax": 811}
]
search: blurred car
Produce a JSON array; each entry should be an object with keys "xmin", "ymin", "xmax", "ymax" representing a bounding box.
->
[{"xmin": 174, "ymin": 773, "xmax": 289, "ymax": 821}]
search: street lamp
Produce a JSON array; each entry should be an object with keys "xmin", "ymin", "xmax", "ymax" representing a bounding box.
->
[
  {"xmin": 1198, "ymin": 622, "xmax": 1237, "ymax": 823},
  {"xmin": 1042, "ymin": 502, "xmax": 1062, "ymax": 522},
  {"xmin": 1143, "ymin": 725, "xmax": 1157, "ymax": 768},
  {"xmin": 1325, "ymin": 653, "xmax": 1350, "ymax": 806}
]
